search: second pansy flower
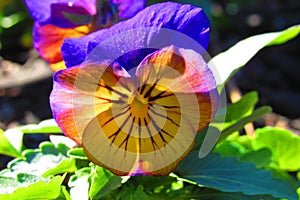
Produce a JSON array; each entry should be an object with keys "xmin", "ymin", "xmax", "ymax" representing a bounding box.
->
[{"xmin": 25, "ymin": 0, "xmax": 146, "ymax": 71}]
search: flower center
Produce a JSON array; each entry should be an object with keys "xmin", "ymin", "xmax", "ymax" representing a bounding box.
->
[{"xmin": 128, "ymin": 90, "xmax": 151, "ymax": 126}]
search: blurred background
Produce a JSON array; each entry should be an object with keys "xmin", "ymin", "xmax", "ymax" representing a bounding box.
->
[{"xmin": 0, "ymin": 0, "xmax": 299, "ymax": 132}]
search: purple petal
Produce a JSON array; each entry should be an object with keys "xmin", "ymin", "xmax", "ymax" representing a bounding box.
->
[
  {"xmin": 25, "ymin": 0, "xmax": 96, "ymax": 27},
  {"xmin": 112, "ymin": 0, "xmax": 146, "ymax": 18},
  {"xmin": 61, "ymin": 2, "xmax": 210, "ymax": 69}
]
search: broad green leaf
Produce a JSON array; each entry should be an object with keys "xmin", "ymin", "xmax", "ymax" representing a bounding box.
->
[
  {"xmin": 89, "ymin": 166, "xmax": 122, "ymax": 199},
  {"xmin": 240, "ymin": 148, "xmax": 272, "ymax": 168},
  {"xmin": 0, "ymin": 175, "xmax": 65, "ymax": 200},
  {"xmin": 214, "ymin": 140, "xmax": 272, "ymax": 168},
  {"xmin": 214, "ymin": 140, "xmax": 247, "ymax": 157},
  {"xmin": 252, "ymin": 127, "xmax": 300, "ymax": 171},
  {"xmin": 209, "ymin": 25, "xmax": 300, "ymax": 86},
  {"xmin": 8, "ymin": 142, "xmax": 77, "ymax": 177},
  {"xmin": 17, "ymin": 119, "xmax": 62, "ymax": 134},
  {"xmin": 175, "ymin": 152, "xmax": 297, "ymax": 199},
  {"xmin": 0, "ymin": 129, "xmax": 21, "ymax": 158}
]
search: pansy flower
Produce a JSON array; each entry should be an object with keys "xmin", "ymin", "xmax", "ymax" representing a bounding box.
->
[
  {"xmin": 50, "ymin": 2, "xmax": 218, "ymax": 175},
  {"xmin": 25, "ymin": 0, "xmax": 145, "ymax": 71}
]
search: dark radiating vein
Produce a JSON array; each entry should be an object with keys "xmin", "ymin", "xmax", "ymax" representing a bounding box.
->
[
  {"xmin": 161, "ymin": 105, "xmax": 180, "ymax": 109},
  {"xmin": 149, "ymin": 111, "xmax": 174, "ymax": 139},
  {"xmin": 108, "ymin": 113, "xmax": 130, "ymax": 145},
  {"xmin": 149, "ymin": 108, "xmax": 166, "ymax": 119},
  {"xmin": 144, "ymin": 118, "xmax": 159, "ymax": 151},
  {"xmin": 98, "ymin": 83, "xmax": 128, "ymax": 98},
  {"xmin": 148, "ymin": 91, "xmax": 175, "ymax": 102},
  {"xmin": 143, "ymin": 81, "xmax": 158, "ymax": 98},
  {"xmin": 138, "ymin": 118, "xmax": 142, "ymax": 153},
  {"xmin": 152, "ymin": 120, "xmax": 178, "ymax": 154},
  {"xmin": 119, "ymin": 117, "xmax": 135, "ymax": 151},
  {"xmin": 150, "ymin": 118, "xmax": 167, "ymax": 144},
  {"xmin": 103, "ymin": 107, "xmax": 129, "ymax": 126},
  {"xmin": 139, "ymin": 84, "xmax": 147, "ymax": 96},
  {"xmin": 138, "ymin": 68, "xmax": 153, "ymax": 95},
  {"xmin": 150, "ymin": 108, "xmax": 180, "ymax": 127}
]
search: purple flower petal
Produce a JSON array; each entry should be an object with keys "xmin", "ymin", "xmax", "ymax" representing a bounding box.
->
[
  {"xmin": 112, "ymin": 0, "xmax": 146, "ymax": 18},
  {"xmin": 25, "ymin": 0, "xmax": 96, "ymax": 27},
  {"xmin": 61, "ymin": 2, "xmax": 210, "ymax": 69}
]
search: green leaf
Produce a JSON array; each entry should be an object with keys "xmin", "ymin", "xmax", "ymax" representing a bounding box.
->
[
  {"xmin": 214, "ymin": 140, "xmax": 272, "ymax": 168},
  {"xmin": 225, "ymin": 91, "xmax": 258, "ymax": 122},
  {"xmin": 175, "ymin": 152, "xmax": 297, "ymax": 199},
  {"xmin": 8, "ymin": 142, "xmax": 77, "ymax": 177},
  {"xmin": 67, "ymin": 148, "xmax": 88, "ymax": 160},
  {"xmin": 239, "ymin": 148, "xmax": 272, "ymax": 168},
  {"xmin": 17, "ymin": 119, "xmax": 62, "ymax": 134},
  {"xmin": 89, "ymin": 166, "xmax": 123, "ymax": 199},
  {"xmin": 58, "ymin": 186, "xmax": 72, "ymax": 200},
  {"xmin": 214, "ymin": 140, "xmax": 247, "ymax": 157},
  {"xmin": 0, "ymin": 175, "xmax": 65, "ymax": 200},
  {"xmin": 114, "ymin": 184, "xmax": 148, "ymax": 200},
  {"xmin": 132, "ymin": 185, "xmax": 148, "ymax": 200},
  {"xmin": 212, "ymin": 91, "xmax": 258, "ymax": 124},
  {"xmin": 212, "ymin": 91, "xmax": 258, "ymax": 133},
  {"xmin": 0, "ymin": 129, "xmax": 22, "ymax": 158},
  {"xmin": 221, "ymin": 106, "xmax": 272, "ymax": 138},
  {"xmin": 209, "ymin": 25, "xmax": 300, "ymax": 86},
  {"xmin": 252, "ymin": 127, "xmax": 300, "ymax": 171},
  {"xmin": 130, "ymin": 175, "xmax": 179, "ymax": 195}
]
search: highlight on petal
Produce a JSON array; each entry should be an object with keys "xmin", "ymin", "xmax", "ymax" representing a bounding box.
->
[
  {"xmin": 62, "ymin": 2, "xmax": 210, "ymax": 68},
  {"xmin": 76, "ymin": 46, "xmax": 218, "ymax": 176},
  {"xmin": 112, "ymin": 0, "xmax": 146, "ymax": 19},
  {"xmin": 33, "ymin": 22, "xmax": 90, "ymax": 68},
  {"xmin": 50, "ymin": 61, "xmax": 131, "ymax": 144},
  {"xmin": 25, "ymin": 0, "xmax": 96, "ymax": 27}
]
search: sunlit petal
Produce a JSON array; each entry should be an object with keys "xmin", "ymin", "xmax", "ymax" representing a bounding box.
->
[
  {"xmin": 50, "ymin": 61, "xmax": 131, "ymax": 144},
  {"xmin": 80, "ymin": 46, "xmax": 218, "ymax": 175}
]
